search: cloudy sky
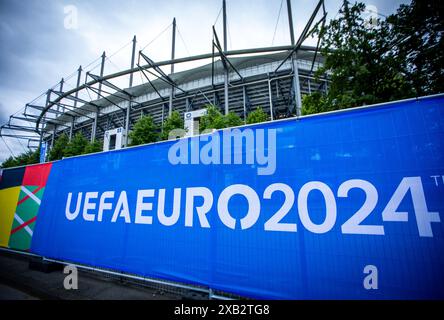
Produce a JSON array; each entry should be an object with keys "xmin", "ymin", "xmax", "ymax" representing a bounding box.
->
[{"xmin": 0, "ymin": 0, "xmax": 409, "ymax": 162}]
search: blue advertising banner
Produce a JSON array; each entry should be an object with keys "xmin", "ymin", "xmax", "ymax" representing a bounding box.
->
[{"xmin": 31, "ymin": 95, "xmax": 444, "ymax": 299}]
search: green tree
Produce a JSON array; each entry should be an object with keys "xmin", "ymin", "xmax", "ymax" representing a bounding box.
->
[
  {"xmin": 302, "ymin": 1, "xmax": 422, "ymax": 115},
  {"xmin": 225, "ymin": 112, "xmax": 243, "ymax": 127},
  {"xmin": 84, "ymin": 140, "xmax": 103, "ymax": 154},
  {"xmin": 49, "ymin": 133, "xmax": 69, "ymax": 161},
  {"xmin": 199, "ymin": 104, "xmax": 243, "ymax": 132},
  {"xmin": 17, "ymin": 149, "xmax": 39, "ymax": 165},
  {"xmin": 385, "ymin": 0, "xmax": 444, "ymax": 96},
  {"xmin": 246, "ymin": 107, "xmax": 269, "ymax": 124},
  {"xmin": 199, "ymin": 104, "xmax": 227, "ymax": 131},
  {"xmin": 324, "ymin": 2, "xmax": 412, "ymax": 103},
  {"xmin": 128, "ymin": 114, "xmax": 159, "ymax": 146},
  {"xmin": 1, "ymin": 156, "xmax": 18, "ymax": 168},
  {"xmin": 26, "ymin": 147, "xmax": 40, "ymax": 164},
  {"xmin": 302, "ymin": 92, "xmax": 338, "ymax": 115},
  {"xmin": 63, "ymin": 132, "xmax": 88, "ymax": 157},
  {"xmin": 160, "ymin": 111, "xmax": 185, "ymax": 140},
  {"xmin": 1, "ymin": 148, "xmax": 40, "ymax": 168}
]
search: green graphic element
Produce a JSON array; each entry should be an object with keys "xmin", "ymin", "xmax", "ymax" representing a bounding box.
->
[{"xmin": 8, "ymin": 186, "xmax": 45, "ymax": 251}]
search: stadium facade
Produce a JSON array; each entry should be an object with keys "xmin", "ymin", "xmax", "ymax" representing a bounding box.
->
[
  {"xmin": 0, "ymin": 0, "xmax": 328, "ymax": 157},
  {"xmin": 47, "ymin": 49, "xmax": 327, "ymax": 144}
]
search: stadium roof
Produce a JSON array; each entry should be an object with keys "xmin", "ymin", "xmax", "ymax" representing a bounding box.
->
[{"xmin": 52, "ymin": 49, "xmax": 323, "ymax": 124}]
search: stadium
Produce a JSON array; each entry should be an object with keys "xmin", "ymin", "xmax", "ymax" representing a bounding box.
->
[
  {"xmin": 0, "ymin": 0, "xmax": 328, "ymax": 153},
  {"xmin": 1, "ymin": 0, "xmax": 443, "ymax": 303}
]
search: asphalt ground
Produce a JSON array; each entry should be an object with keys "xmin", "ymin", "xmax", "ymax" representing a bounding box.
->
[{"xmin": 0, "ymin": 250, "xmax": 206, "ymax": 300}]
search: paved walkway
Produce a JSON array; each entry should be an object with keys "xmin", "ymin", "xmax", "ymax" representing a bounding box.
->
[
  {"xmin": 0, "ymin": 283, "xmax": 38, "ymax": 300},
  {"xmin": 0, "ymin": 251, "xmax": 199, "ymax": 300}
]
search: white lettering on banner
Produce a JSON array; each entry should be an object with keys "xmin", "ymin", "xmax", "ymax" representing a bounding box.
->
[
  {"xmin": 112, "ymin": 191, "xmax": 131, "ymax": 223},
  {"xmin": 158, "ymin": 188, "xmax": 181, "ymax": 226},
  {"xmin": 338, "ymin": 180, "xmax": 384, "ymax": 235},
  {"xmin": 298, "ymin": 181, "xmax": 337, "ymax": 234},
  {"xmin": 185, "ymin": 187, "xmax": 213, "ymax": 228},
  {"xmin": 263, "ymin": 183, "xmax": 296, "ymax": 232},
  {"xmin": 66, "ymin": 192, "xmax": 82, "ymax": 220},
  {"xmin": 382, "ymin": 177, "xmax": 440, "ymax": 237},
  {"xmin": 82, "ymin": 192, "xmax": 98, "ymax": 222},
  {"xmin": 98, "ymin": 191, "xmax": 114, "ymax": 222},
  {"xmin": 135, "ymin": 190, "xmax": 154, "ymax": 224},
  {"xmin": 64, "ymin": 177, "xmax": 441, "ymax": 237},
  {"xmin": 217, "ymin": 184, "xmax": 261, "ymax": 229}
]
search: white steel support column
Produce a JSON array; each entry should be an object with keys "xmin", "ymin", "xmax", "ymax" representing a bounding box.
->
[
  {"xmin": 71, "ymin": 65, "xmax": 82, "ymax": 141},
  {"xmin": 242, "ymin": 85, "xmax": 247, "ymax": 124},
  {"xmin": 268, "ymin": 78, "xmax": 274, "ymax": 121},
  {"xmin": 92, "ymin": 52, "xmax": 105, "ymax": 142},
  {"xmin": 292, "ymin": 58, "xmax": 302, "ymax": 116},
  {"xmin": 51, "ymin": 125, "xmax": 56, "ymax": 149},
  {"xmin": 57, "ymin": 78, "xmax": 64, "ymax": 113},
  {"xmin": 125, "ymin": 35, "xmax": 137, "ymax": 147},
  {"xmin": 38, "ymin": 90, "xmax": 52, "ymax": 156},
  {"xmin": 186, "ymin": 97, "xmax": 190, "ymax": 111},
  {"xmin": 168, "ymin": 18, "xmax": 176, "ymax": 116},
  {"xmin": 92, "ymin": 106, "xmax": 99, "ymax": 142},
  {"xmin": 69, "ymin": 116, "xmax": 74, "ymax": 140},
  {"xmin": 223, "ymin": 0, "xmax": 229, "ymax": 115},
  {"xmin": 287, "ymin": 0, "xmax": 302, "ymax": 116}
]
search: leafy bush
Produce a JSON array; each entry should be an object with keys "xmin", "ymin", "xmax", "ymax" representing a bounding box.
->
[
  {"xmin": 225, "ymin": 112, "xmax": 243, "ymax": 128},
  {"xmin": 1, "ymin": 131, "xmax": 105, "ymax": 168},
  {"xmin": 302, "ymin": 93, "xmax": 330, "ymax": 115},
  {"xmin": 49, "ymin": 133, "xmax": 69, "ymax": 161},
  {"xmin": 63, "ymin": 132, "xmax": 88, "ymax": 158},
  {"xmin": 199, "ymin": 105, "xmax": 226, "ymax": 131},
  {"xmin": 1, "ymin": 156, "xmax": 18, "ymax": 168},
  {"xmin": 129, "ymin": 114, "xmax": 159, "ymax": 146},
  {"xmin": 246, "ymin": 107, "xmax": 269, "ymax": 124},
  {"xmin": 1, "ymin": 148, "xmax": 40, "ymax": 168},
  {"xmin": 199, "ymin": 104, "xmax": 243, "ymax": 132},
  {"xmin": 84, "ymin": 140, "xmax": 103, "ymax": 154},
  {"xmin": 161, "ymin": 111, "xmax": 185, "ymax": 140}
]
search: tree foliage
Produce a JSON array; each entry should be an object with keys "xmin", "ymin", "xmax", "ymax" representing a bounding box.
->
[
  {"xmin": 302, "ymin": 0, "xmax": 442, "ymax": 115},
  {"xmin": 161, "ymin": 111, "xmax": 185, "ymax": 140},
  {"xmin": 49, "ymin": 133, "xmax": 69, "ymax": 161},
  {"xmin": 128, "ymin": 114, "xmax": 159, "ymax": 146},
  {"xmin": 225, "ymin": 111, "xmax": 243, "ymax": 128},
  {"xmin": 199, "ymin": 104, "xmax": 243, "ymax": 132},
  {"xmin": 1, "ymin": 156, "xmax": 18, "ymax": 168},
  {"xmin": 63, "ymin": 132, "xmax": 88, "ymax": 158},
  {"xmin": 199, "ymin": 105, "xmax": 226, "ymax": 131},
  {"xmin": 49, "ymin": 133, "xmax": 102, "ymax": 159},
  {"xmin": 246, "ymin": 107, "xmax": 269, "ymax": 124},
  {"xmin": 26, "ymin": 148, "xmax": 41, "ymax": 165},
  {"xmin": 1, "ymin": 148, "xmax": 40, "ymax": 169},
  {"xmin": 386, "ymin": 0, "xmax": 444, "ymax": 96},
  {"xmin": 84, "ymin": 140, "xmax": 103, "ymax": 154},
  {"xmin": 1, "ymin": 131, "xmax": 105, "ymax": 168}
]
